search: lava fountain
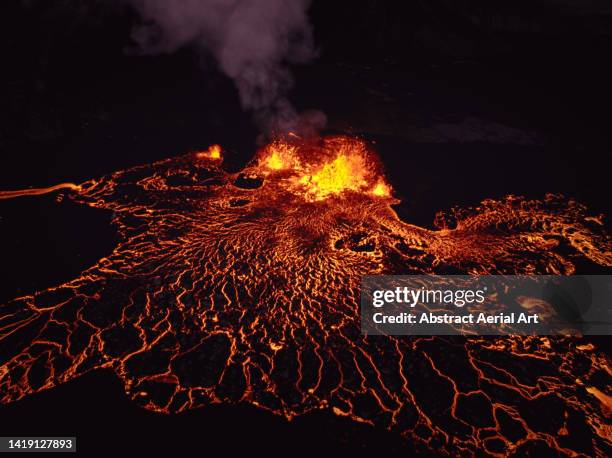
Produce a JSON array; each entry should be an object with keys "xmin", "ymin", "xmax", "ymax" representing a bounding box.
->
[{"xmin": 1, "ymin": 136, "xmax": 611, "ymax": 456}]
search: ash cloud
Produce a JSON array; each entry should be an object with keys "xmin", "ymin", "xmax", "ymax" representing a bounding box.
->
[{"xmin": 128, "ymin": 0, "xmax": 325, "ymax": 137}]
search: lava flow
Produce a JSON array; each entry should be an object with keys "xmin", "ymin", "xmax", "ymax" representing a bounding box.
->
[
  {"xmin": 0, "ymin": 183, "xmax": 80, "ymax": 200},
  {"xmin": 1, "ymin": 136, "xmax": 611, "ymax": 456}
]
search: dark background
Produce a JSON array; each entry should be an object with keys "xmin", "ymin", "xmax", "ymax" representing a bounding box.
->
[{"xmin": 1, "ymin": 1, "xmax": 611, "ymax": 455}]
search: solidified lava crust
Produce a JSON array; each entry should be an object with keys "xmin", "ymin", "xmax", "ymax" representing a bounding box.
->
[{"xmin": 1, "ymin": 136, "xmax": 611, "ymax": 456}]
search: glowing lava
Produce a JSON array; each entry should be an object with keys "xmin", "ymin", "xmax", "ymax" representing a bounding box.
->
[
  {"xmin": 0, "ymin": 135, "xmax": 611, "ymax": 456},
  {"xmin": 257, "ymin": 136, "xmax": 390, "ymax": 201},
  {"xmin": 196, "ymin": 144, "xmax": 222, "ymax": 160},
  {"xmin": 0, "ymin": 183, "xmax": 80, "ymax": 200}
]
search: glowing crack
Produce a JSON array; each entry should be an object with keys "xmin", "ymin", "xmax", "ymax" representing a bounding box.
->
[{"xmin": 1, "ymin": 136, "xmax": 611, "ymax": 456}]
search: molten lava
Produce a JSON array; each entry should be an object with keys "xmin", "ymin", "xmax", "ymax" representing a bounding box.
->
[
  {"xmin": 257, "ymin": 136, "xmax": 390, "ymax": 201},
  {"xmin": 0, "ymin": 183, "xmax": 80, "ymax": 200},
  {"xmin": 196, "ymin": 144, "xmax": 223, "ymax": 160},
  {"xmin": 0, "ymin": 135, "xmax": 611, "ymax": 456}
]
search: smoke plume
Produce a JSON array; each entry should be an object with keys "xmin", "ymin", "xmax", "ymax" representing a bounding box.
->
[{"xmin": 128, "ymin": 0, "xmax": 325, "ymax": 136}]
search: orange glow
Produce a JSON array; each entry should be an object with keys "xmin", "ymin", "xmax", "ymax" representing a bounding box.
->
[
  {"xmin": 209, "ymin": 144, "xmax": 221, "ymax": 159},
  {"xmin": 0, "ymin": 183, "xmax": 80, "ymax": 200},
  {"xmin": 259, "ymin": 140, "xmax": 298, "ymax": 170},
  {"xmin": 1, "ymin": 135, "xmax": 610, "ymax": 457},
  {"xmin": 197, "ymin": 144, "xmax": 222, "ymax": 160},
  {"xmin": 255, "ymin": 135, "xmax": 392, "ymax": 202},
  {"xmin": 299, "ymin": 152, "xmax": 368, "ymax": 200},
  {"xmin": 371, "ymin": 180, "xmax": 391, "ymax": 197}
]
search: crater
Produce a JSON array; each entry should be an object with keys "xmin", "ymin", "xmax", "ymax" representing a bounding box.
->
[{"xmin": 233, "ymin": 173, "xmax": 264, "ymax": 189}]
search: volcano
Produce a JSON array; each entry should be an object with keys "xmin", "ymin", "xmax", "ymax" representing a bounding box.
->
[{"xmin": 1, "ymin": 135, "xmax": 611, "ymax": 456}]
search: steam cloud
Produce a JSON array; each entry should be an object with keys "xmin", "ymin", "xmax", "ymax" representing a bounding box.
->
[{"xmin": 128, "ymin": 0, "xmax": 326, "ymax": 136}]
